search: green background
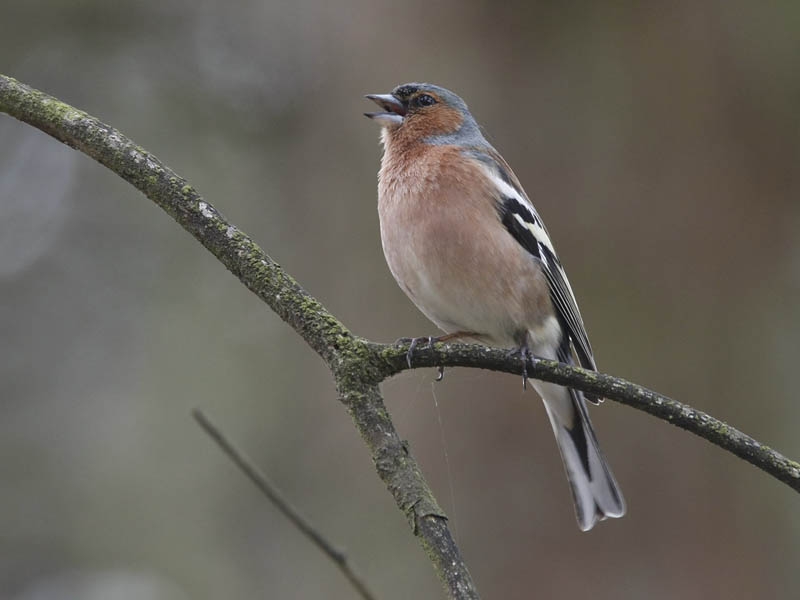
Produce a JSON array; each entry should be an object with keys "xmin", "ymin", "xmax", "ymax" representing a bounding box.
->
[{"xmin": 1, "ymin": 1, "xmax": 799, "ymax": 598}]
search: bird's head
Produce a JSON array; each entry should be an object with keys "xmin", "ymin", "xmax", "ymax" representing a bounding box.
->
[{"xmin": 365, "ymin": 83, "xmax": 482, "ymax": 147}]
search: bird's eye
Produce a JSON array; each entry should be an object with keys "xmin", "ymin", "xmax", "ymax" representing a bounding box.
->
[{"xmin": 416, "ymin": 94, "xmax": 437, "ymax": 107}]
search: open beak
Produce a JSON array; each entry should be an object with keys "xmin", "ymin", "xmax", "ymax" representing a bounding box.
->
[{"xmin": 364, "ymin": 93, "xmax": 406, "ymax": 126}]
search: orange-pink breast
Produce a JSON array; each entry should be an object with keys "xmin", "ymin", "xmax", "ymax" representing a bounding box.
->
[{"xmin": 377, "ymin": 144, "xmax": 556, "ymax": 348}]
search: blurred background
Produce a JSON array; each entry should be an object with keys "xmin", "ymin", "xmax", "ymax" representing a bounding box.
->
[{"xmin": 1, "ymin": 1, "xmax": 799, "ymax": 598}]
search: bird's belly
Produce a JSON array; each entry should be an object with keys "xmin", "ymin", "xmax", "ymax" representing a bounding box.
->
[
  {"xmin": 379, "ymin": 207, "xmax": 558, "ymax": 349},
  {"xmin": 390, "ymin": 254, "xmax": 506, "ymax": 342}
]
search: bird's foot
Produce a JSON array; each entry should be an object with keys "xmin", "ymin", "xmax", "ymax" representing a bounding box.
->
[
  {"xmin": 395, "ymin": 336, "xmax": 436, "ymax": 368},
  {"xmin": 396, "ymin": 331, "xmax": 477, "ymax": 378},
  {"xmin": 507, "ymin": 344, "xmax": 538, "ymax": 390}
]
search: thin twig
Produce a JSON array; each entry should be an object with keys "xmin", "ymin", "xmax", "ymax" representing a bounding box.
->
[{"xmin": 193, "ymin": 409, "xmax": 378, "ymax": 600}]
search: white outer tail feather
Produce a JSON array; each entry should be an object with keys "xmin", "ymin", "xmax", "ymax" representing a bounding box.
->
[{"xmin": 534, "ymin": 379, "xmax": 626, "ymax": 531}]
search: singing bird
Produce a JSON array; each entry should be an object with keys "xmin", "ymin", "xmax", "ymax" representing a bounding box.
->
[{"xmin": 365, "ymin": 83, "xmax": 625, "ymax": 531}]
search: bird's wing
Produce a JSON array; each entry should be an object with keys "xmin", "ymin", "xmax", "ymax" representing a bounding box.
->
[{"xmin": 466, "ymin": 147, "xmax": 597, "ymax": 373}]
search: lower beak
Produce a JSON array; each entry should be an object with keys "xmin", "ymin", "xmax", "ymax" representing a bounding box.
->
[{"xmin": 364, "ymin": 93, "xmax": 406, "ymax": 126}]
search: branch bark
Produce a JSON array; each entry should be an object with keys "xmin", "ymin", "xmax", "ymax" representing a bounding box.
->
[{"xmin": 2, "ymin": 73, "xmax": 798, "ymax": 598}]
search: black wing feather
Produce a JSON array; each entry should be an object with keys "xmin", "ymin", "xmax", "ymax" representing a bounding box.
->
[
  {"xmin": 536, "ymin": 241, "xmax": 596, "ymax": 372},
  {"xmin": 467, "ymin": 147, "xmax": 598, "ymax": 376}
]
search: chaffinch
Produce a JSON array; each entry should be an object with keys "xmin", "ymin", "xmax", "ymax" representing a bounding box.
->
[{"xmin": 365, "ymin": 83, "xmax": 625, "ymax": 531}]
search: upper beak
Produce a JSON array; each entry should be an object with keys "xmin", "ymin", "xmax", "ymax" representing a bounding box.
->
[{"xmin": 364, "ymin": 93, "xmax": 406, "ymax": 126}]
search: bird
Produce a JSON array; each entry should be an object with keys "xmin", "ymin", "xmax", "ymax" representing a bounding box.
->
[{"xmin": 365, "ymin": 82, "xmax": 625, "ymax": 531}]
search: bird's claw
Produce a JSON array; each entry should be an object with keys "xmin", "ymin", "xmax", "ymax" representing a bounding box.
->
[
  {"xmin": 397, "ymin": 336, "xmax": 445, "ymax": 380},
  {"xmin": 508, "ymin": 345, "xmax": 537, "ymax": 390},
  {"xmin": 400, "ymin": 335, "xmax": 435, "ymax": 368}
]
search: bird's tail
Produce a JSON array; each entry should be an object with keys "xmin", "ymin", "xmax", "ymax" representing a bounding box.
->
[{"xmin": 534, "ymin": 379, "xmax": 626, "ymax": 531}]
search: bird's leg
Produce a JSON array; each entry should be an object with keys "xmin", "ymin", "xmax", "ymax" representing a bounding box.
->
[
  {"xmin": 434, "ymin": 331, "xmax": 476, "ymax": 343},
  {"xmin": 435, "ymin": 331, "xmax": 478, "ymax": 381},
  {"xmin": 521, "ymin": 345, "xmax": 530, "ymax": 390},
  {"xmin": 507, "ymin": 342, "xmax": 538, "ymax": 390},
  {"xmin": 395, "ymin": 336, "xmax": 435, "ymax": 368},
  {"xmin": 396, "ymin": 331, "xmax": 477, "ymax": 376},
  {"xmin": 407, "ymin": 336, "xmax": 431, "ymax": 368},
  {"xmin": 429, "ymin": 331, "xmax": 478, "ymax": 381}
]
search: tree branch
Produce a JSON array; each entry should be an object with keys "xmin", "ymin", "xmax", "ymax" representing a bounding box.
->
[
  {"xmin": 2, "ymin": 73, "xmax": 797, "ymax": 598},
  {"xmin": 372, "ymin": 342, "xmax": 800, "ymax": 493},
  {"xmin": 0, "ymin": 73, "xmax": 479, "ymax": 599}
]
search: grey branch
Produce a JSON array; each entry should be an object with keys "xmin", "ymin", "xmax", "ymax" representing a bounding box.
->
[
  {"xmin": 192, "ymin": 409, "xmax": 378, "ymax": 600},
  {"xmin": 2, "ymin": 73, "xmax": 798, "ymax": 599},
  {"xmin": 372, "ymin": 342, "xmax": 800, "ymax": 493}
]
